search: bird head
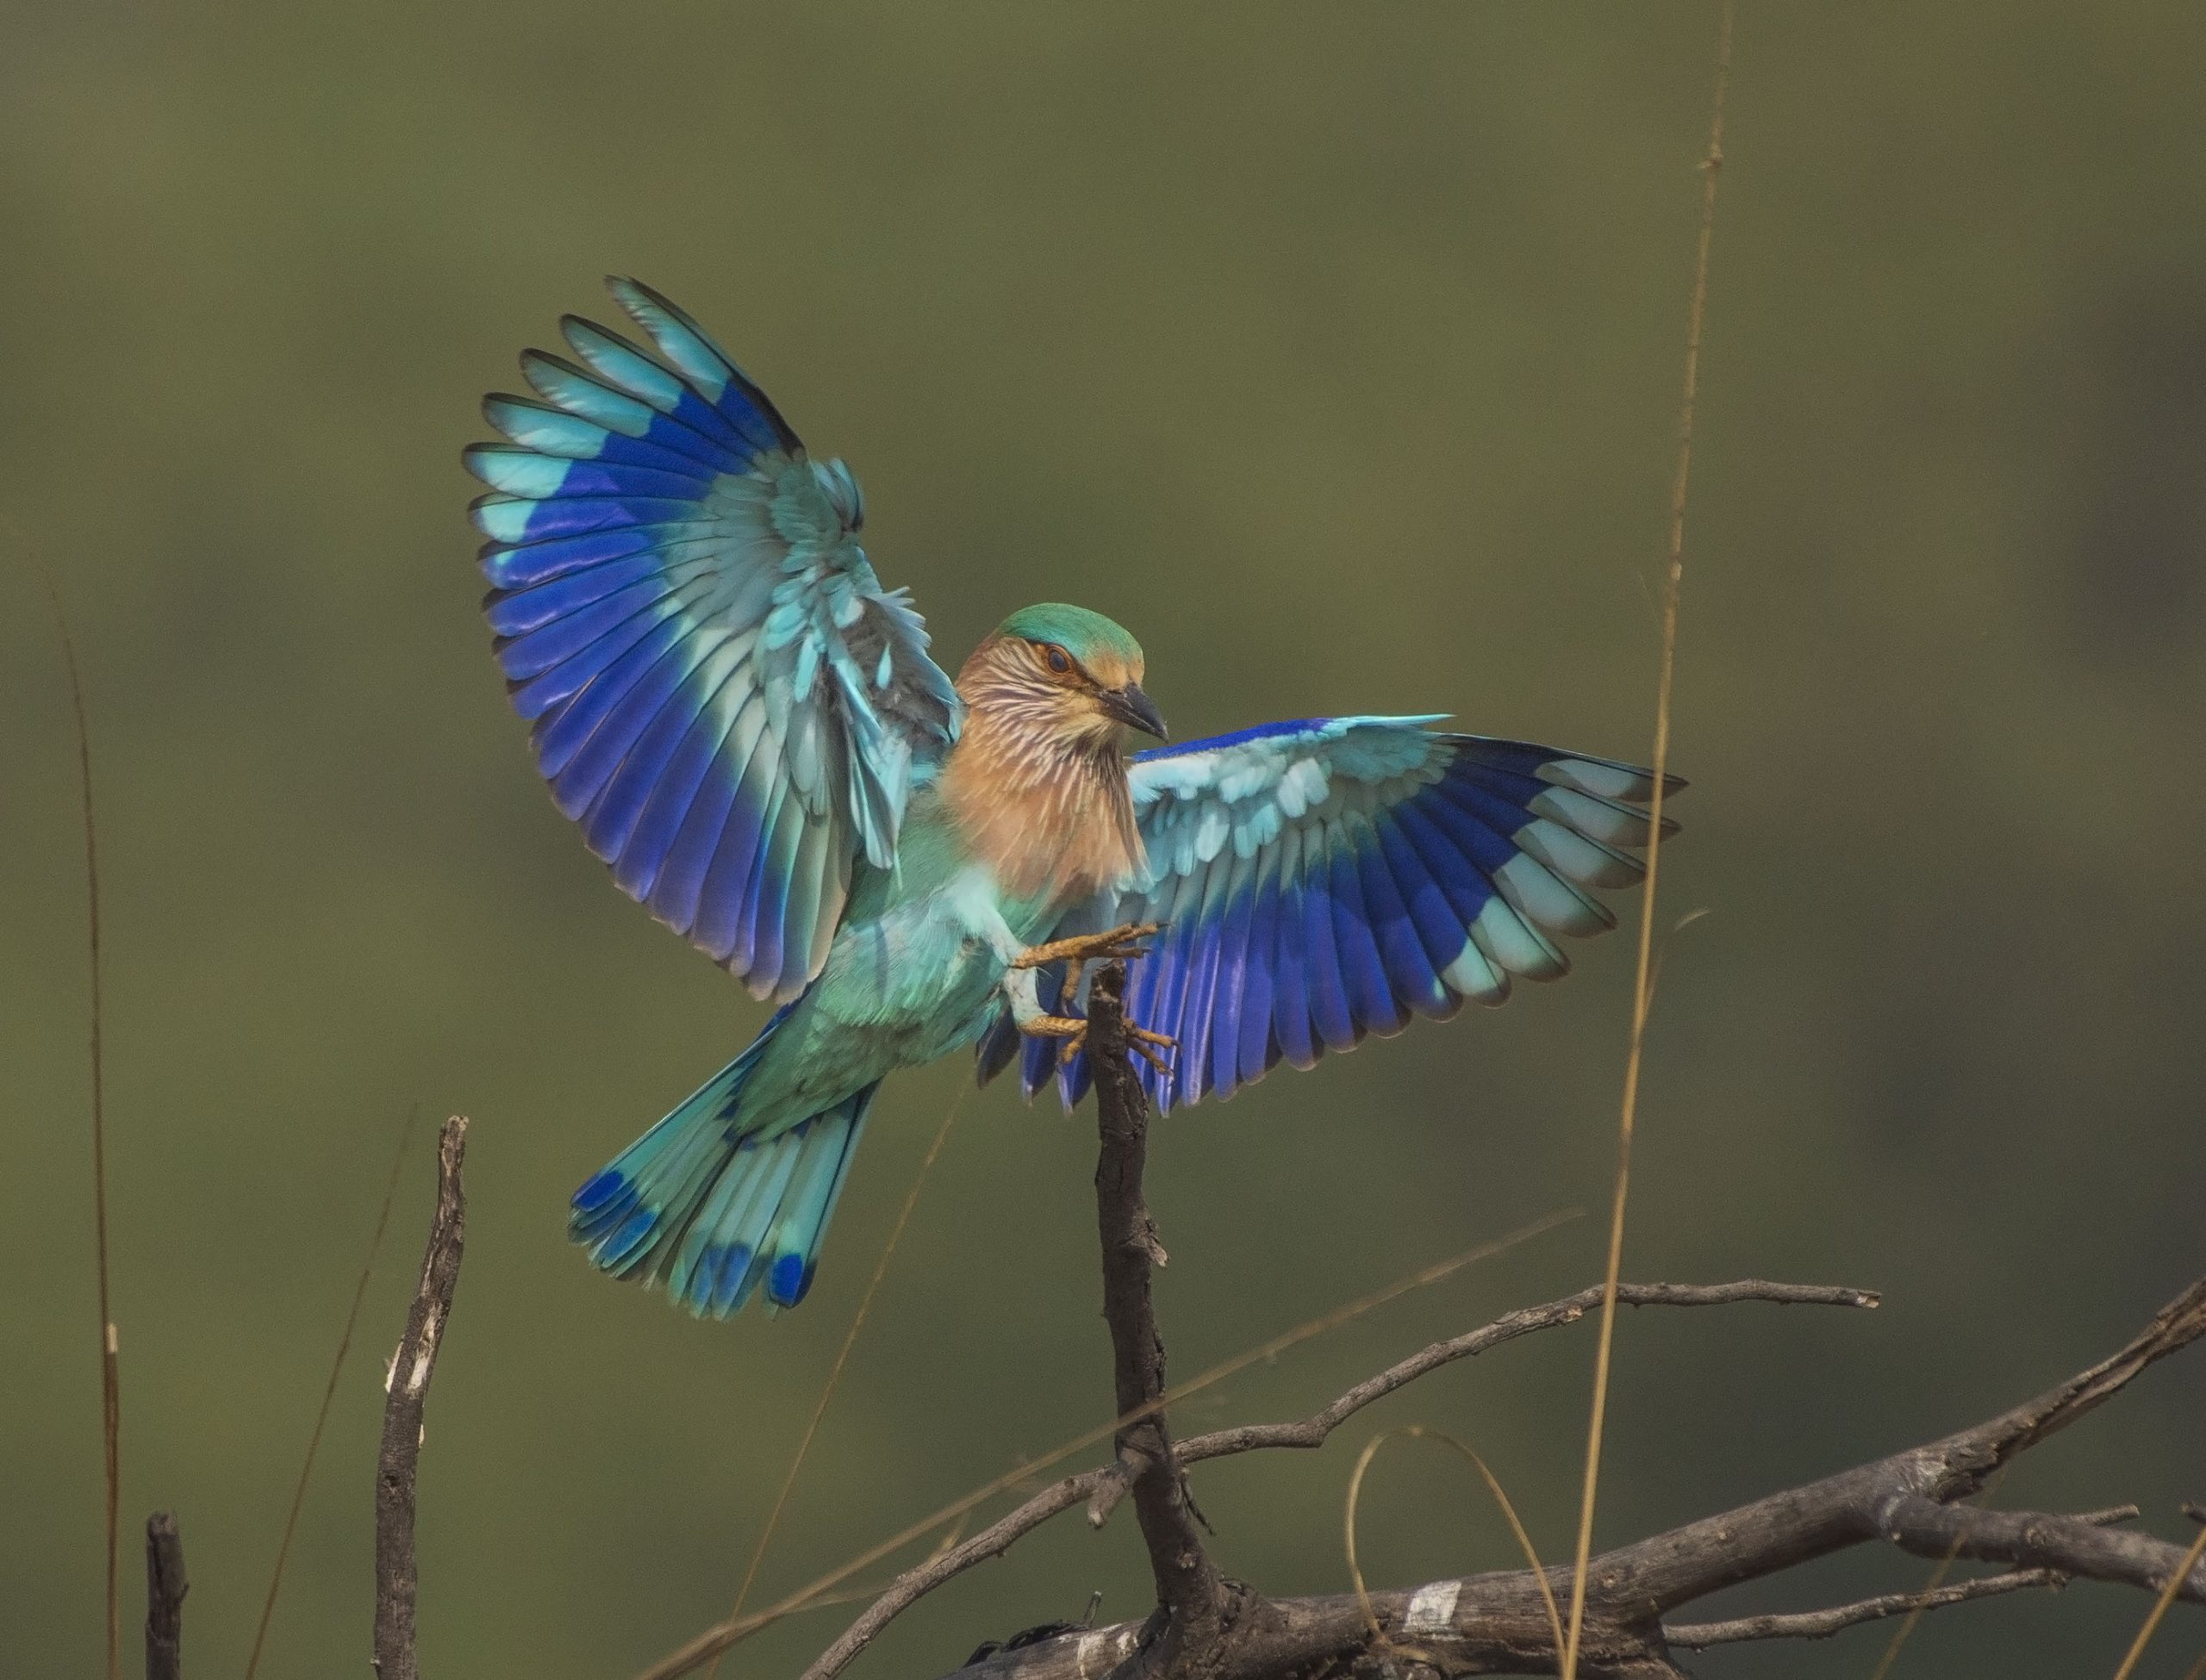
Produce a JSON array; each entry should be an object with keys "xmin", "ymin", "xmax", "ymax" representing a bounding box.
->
[{"xmin": 961, "ymin": 603, "xmax": 1168, "ymax": 747}]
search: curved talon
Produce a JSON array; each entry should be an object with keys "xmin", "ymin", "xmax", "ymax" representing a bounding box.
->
[
  {"xmin": 1010, "ymin": 921, "xmax": 1164, "ymax": 971},
  {"xmin": 1121, "ymin": 1024, "xmax": 1178, "ymax": 1078},
  {"xmin": 1017, "ymin": 1011, "xmax": 1179, "ymax": 1078}
]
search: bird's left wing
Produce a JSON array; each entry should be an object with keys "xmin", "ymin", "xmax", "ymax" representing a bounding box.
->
[
  {"xmin": 467, "ymin": 279, "xmax": 961, "ymax": 1001},
  {"xmin": 978, "ymin": 716, "xmax": 1679, "ymax": 1111}
]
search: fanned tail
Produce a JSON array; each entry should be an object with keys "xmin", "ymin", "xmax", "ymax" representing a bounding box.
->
[{"xmin": 569, "ymin": 1012, "xmax": 875, "ymax": 1317}]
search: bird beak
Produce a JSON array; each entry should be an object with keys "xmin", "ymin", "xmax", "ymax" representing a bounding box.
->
[{"xmin": 1101, "ymin": 682, "xmax": 1168, "ymax": 741}]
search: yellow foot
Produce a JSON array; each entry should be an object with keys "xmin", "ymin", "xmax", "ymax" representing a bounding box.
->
[
  {"xmin": 1010, "ymin": 922, "xmax": 1163, "ymax": 972},
  {"xmin": 1019, "ymin": 1012, "xmax": 1179, "ymax": 1077},
  {"xmin": 1013, "ymin": 924, "xmax": 1175, "ymax": 1073}
]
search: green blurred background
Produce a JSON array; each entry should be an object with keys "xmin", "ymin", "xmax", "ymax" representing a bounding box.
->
[{"xmin": 3, "ymin": 3, "xmax": 2203, "ymax": 1676}]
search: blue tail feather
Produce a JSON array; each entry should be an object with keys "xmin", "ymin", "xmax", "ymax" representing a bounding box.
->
[{"xmin": 570, "ymin": 1005, "xmax": 876, "ymax": 1318}]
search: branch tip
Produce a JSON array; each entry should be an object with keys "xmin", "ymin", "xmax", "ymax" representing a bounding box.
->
[{"xmin": 372, "ymin": 1116, "xmax": 468, "ymax": 1680}]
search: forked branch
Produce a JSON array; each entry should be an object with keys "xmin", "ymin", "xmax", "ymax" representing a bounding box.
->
[
  {"xmin": 922, "ymin": 1272, "xmax": 2205, "ymax": 1680},
  {"xmin": 801, "ymin": 965, "xmax": 2205, "ymax": 1680},
  {"xmin": 651, "ymin": 979, "xmax": 2203, "ymax": 1680}
]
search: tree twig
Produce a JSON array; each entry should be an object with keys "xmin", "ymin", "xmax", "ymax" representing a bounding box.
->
[
  {"xmin": 144, "ymin": 1512, "xmax": 186, "ymax": 1680},
  {"xmin": 1089, "ymin": 1279, "xmax": 1876, "ymax": 1526},
  {"xmin": 2103, "ymin": 1516, "xmax": 2206, "ymax": 1680},
  {"xmin": 1086, "ymin": 962, "xmax": 1229, "ymax": 1673},
  {"xmin": 1667, "ymin": 1505, "xmax": 2147, "ymax": 1651},
  {"xmin": 373, "ymin": 1117, "xmax": 469, "ymax": 1680},
  {"xmin": 1664, "ymin": 1566, "xmax": 2065, "ymax": 1647}
]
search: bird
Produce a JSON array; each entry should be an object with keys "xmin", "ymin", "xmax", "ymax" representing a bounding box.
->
[{"xmin": 466, "ymin": 278, "xmax": 1681, "ymax": 1320}]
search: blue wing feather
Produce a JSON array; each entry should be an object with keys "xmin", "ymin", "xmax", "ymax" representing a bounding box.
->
[
  {"xmin": 481, "ymin": 395, "xmax": 726, "ymax": 482},
  {"xmin": 1330, "ymin": 834, "xmax": 1401, "ymax": 1038},
  {"xmin": 1269, "ymin": 858, "xmax": 1316, "ymax": 1072},
  {"xmin": 1177, "ymin": 856, "xmax": 1234, "ymax": 1102},
  {"xmin": 1388, "ymin": 800, "xmax": 1505, "ymax": 986},
  {"xmin": 471, "ymin": 281, "xmax": 961, "ymax": 999},
  {"xmin": 981, "ymin": 717, "xmax": 1681, "ymax": 1111},
  {"xmin": 1368, "ymin": 812, "xmax": 1459, "ymax": 1020},
  {"xmin": 974, "ymin": 999, "xmax": 1022, "ymax": 1089},
  {"xmin": 580, "ymin": 650, "xmax": 724, "ymax": 859},
  {"xmin": 480, "ymin": 526, "xmax": 662, "ymax": 591},
  {"xmin": 1020, "ymin": 963, "xmax": 1070, "ymax": 1100},
  {"xmin": 464, "ymin": 445, "xmax": 711, "ymax": 503},
  {"xmin": 1301, "ymin": 851, "xmax": 1358, "ymax": 1054},
  {"xmin": 484, "ymin": 556, "xmax": 668, "ymax": 637},
  {"xmin": 605, "ymin": 277, "xmax": 801, "ymax": 457},
  {"xmin": 1235, "ymin": 856, "xmax": 1281, "ymax": 1088},
  {"xmin": 653, "ymin": 710, "xmax": 750, "ymax": 934},
  {"xmin": 494, "ymin": 576, "xmax": 670, "ymax": 683},
  {"xmin": 586, "ymin": 635, "xmax": 740, "ymax": 865},
  {"xmin": 1206, "ymin": 853, "xmax": 1260, "ymax": 1099},
  {"xmin": 539, "ymin": 614, "xmax": 698, "ymax": 793},
  {"xmin": 630, "ymin": 681, "xmax": 751, "ymax": 917}
]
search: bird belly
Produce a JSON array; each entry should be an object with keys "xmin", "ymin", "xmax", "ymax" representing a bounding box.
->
[
  {"xmin": 737, "ymin": 874, "xmax": 1038, "ymax": 1129},
  {"xmin": 825, "ymin": 914, "xmax": 1000, "ymax": 1045}
]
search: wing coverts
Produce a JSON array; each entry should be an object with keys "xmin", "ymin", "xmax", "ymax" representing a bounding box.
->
[{"xmin": 980, "ymin": 717, "xmax": 1681, "ymax": 1111}]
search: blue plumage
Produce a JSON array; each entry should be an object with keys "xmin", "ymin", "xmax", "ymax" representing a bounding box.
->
[
  {"xmin": 474, "ymin": 284, "xmax": 1679, "ymax": 1322},
  {"xmin": 569, "ymin": 1003, "xmax": 876, "ymax": 1318},
  {"xmin": 984, "ymin": 719, "xmax": 1681, "ymax": 1113},
  {"xmin": 1134, "ymin": 716, "xmax": 1330, "ymax": 759},
  {"xmin": 470, "ymin": 276, "xmax": 959, "ymax": 1004}
]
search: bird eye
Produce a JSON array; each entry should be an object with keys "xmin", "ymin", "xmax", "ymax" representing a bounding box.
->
[{"xmin": 1039, "ymin": 643, "xmax": 1074, "ymax": 676}]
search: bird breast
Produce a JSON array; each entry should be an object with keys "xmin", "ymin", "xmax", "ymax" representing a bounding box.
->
[{"xmin": 937, "ymin": 719, "xmax": 1145, "ymax": 905}]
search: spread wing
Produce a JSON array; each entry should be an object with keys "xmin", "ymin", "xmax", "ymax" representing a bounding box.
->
[
  {"xmin": 468, "ymin": 279, "xmax": 961, "ymax": 1001},
  {"xmin": 977, "ymin": 716, "xmax": 1679, "ymax": 1111}
]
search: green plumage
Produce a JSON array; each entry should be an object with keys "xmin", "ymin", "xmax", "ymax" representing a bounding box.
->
[{"xmin": 993, "ymin": 602, "xmax": 1146, "ymax": 669}]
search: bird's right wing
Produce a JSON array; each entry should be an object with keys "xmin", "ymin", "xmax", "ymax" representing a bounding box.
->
[{"xmin": 467, "ymin": 279, "xmax": 962, "ymax": 1000}]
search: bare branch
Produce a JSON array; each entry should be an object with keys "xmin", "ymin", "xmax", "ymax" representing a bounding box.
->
[
  {"xmin": 1591, "ymin": 1276, "xmax": 2206, "ymax": 1615},
  {"xmin": 915, "ymin": 1274, "xmax": 2206, "ymax": 1680},
  {"xmin": 1665, "ymin": 1569, "xmax": 2064, "ymax": 1648},
  {"xmin": 795, "ymin": 1478, "xmax": 1106, "ymax": 1680},
  {"xmin": 144, "ymin": 1512, "xmax": 186, "ymax": 1680},
  {"xmin": 1663, "ymin": 1498, "xmax": 2147, "ymax": 1650},
  {"xmin": 1089, "ymin": 1280, "xmax": 1878, "ymax": 1527},
  {"xmin": 373, "ymin": 1117, "xmax": 468, "ymax": 1680},
  {"xmin": 1879, "ymin": 1496, "xmax": 2204, "ymax": 1604},
  {"xmin": 653, "ymin": 1215, "xmax": 1579, "ymax": 1680},
  {"xmin": 1667, "ymin": 1507, "xmax": 2154, "ymax": 1653},
  {"xmin": 1085, "ymin": 961, "xmax": 1230, "ymax": 1673},
  {"xmin": 795, "ymin": 1279, "xmax": 1875, "ymax": 1680}
]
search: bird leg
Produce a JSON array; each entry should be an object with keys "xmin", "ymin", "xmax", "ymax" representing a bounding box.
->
[
  {"xmin": 1009, "ymin": 923, "xmax": 1175, "ymax": 1075},
  {"xmin": 1020, "ymin": 1013, "xmax": 1177, "ymax": 1077}
]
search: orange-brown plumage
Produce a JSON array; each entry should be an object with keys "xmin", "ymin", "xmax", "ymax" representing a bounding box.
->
[{"xmin": 940, "ymin": 622, "xmax": 1153, "ymax": 903}]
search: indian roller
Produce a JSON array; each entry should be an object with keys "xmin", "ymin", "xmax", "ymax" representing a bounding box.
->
[{"xmin": 466, "ymin": 279, "xmax": 1682, "ymax": 1319}]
